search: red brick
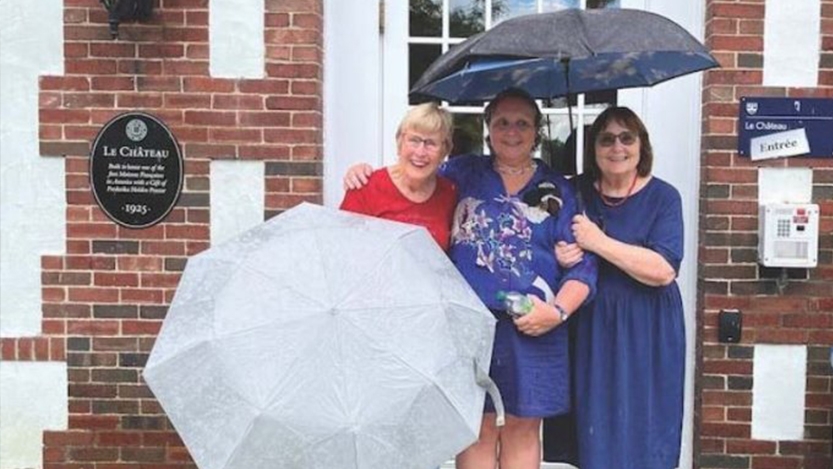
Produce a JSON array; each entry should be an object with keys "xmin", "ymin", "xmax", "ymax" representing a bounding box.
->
[
  {"xmin": 68, "ymin": 415, "xmax": 120, "ymax": 430},
  {"xmin": 213, "ymin": 95, "xmax": 264, "ymax": 110},
  {"xmin": 40, "ymin": 76, "xmax": 90, "ymax": 91},
  {"xmin": 265, "ymin": 12, "xmax": 290, "ymax": 27},
  {"xmin": 266, "ymin": 63, "xmax": 321, "ymax": 79},
  {"xmin": 701, "ymin": 422, "xmax": 751, "ymax": 438},
  {"xmin": 210, "ymin": 128, "xmax": 262, "ymax": 142},
  {"xmin": 66, "ymin": 319, "xmax": 120, "ymax": 336},
  {"xmin": 726, "ymin": 440, "xmax": 776, "ymax": 455},
  {"xmin": 120, "ymin": 289, "xmax": 165, "ymax": 304},
  {"xmin": 183, "ymin": 77, "xmax": 235, "ymax": 93},
  {"xmin": 751, "ymin": 456, "xmax": 801, "ymax": 469},
  {"xmin": 239, "ymin": 145, "xmax": 290, "ymax": 160},
  {"xmin": 183, "ymin": 110, "xmax": 236, "ymax": 126},
  {"xmin": 710, "ymin": 3, "xmax": 765, "ymax": 19},
  {"xmin": 44, "ymin": 431, "xmax": 95, "ymax": 446},
  {"xmin": 141, "ymin": 241, "xmax": 186, "ymax": 256},
  {"xmin": 265, "ymin": 0, "xmax": 322, "ymax": 14},
  {"xmin": 265, "ymin": 29, "xmax": 319, "ymax": 45},
  {"xmin": 34, "ymin": 338, "xmax": 50, "ymax": 360},
  {"xmin": 50, "ymin": 337, "xmax": 66, "ymax": 360},
  {"xmin": 121, "ymin": 320, "xmax": 162, "ymax": 335}
]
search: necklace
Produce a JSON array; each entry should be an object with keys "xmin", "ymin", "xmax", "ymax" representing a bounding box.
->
[
  {"xmin": 598, "ymin": 174, "xmax": 638, "ymax": 207},
  {"xmin": 494, "ymin": 160, "xmax": 537, "ymax": 176}
]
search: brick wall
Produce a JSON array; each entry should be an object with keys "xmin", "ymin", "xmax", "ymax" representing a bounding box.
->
[
  {"xmin": 699, "ymin": 1, "xmax": 833, "ymax": 468},
  {"xmin": 0, "ymin": 0, "xmax": 323, "ymax": 467}
]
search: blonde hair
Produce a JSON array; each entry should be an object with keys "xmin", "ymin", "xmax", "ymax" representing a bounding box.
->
[{"xmin": 396, "ymin": 102, "xmax": 454, "ymax": 153}]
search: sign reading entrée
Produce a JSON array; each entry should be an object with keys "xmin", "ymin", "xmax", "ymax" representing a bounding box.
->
[
  {"xmin": 738, "ymin": 97, "xmax": 833, "ymax": 158},
  {"xmin": 90, "ymin": 112, "xmax": 183, "ymax": 228}
]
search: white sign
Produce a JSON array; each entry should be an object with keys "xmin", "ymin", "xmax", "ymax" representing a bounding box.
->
[{"xmin": 750, "ymin": 127, "xmax": 810, "ymax": 160}]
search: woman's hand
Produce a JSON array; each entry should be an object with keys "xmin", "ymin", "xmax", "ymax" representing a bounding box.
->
[
  {"xmin": 571, "ymin": 214, "xmax": 606, "ymax": 253},
  {"xmin": 513, "ymin": 295, "xmax": 562, "ymax": 336},
  {"xmin": 555, "ymin": 241, "xmax": 583, "ymax": 268},
  {"xmin": 343, "ymin": 163, "xmax": 374, "ymax": 190}
]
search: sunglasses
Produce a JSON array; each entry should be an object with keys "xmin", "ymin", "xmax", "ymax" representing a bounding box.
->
[{"xmin": 596, "ymin": 131, "xmax": 638, "ymax": 147}]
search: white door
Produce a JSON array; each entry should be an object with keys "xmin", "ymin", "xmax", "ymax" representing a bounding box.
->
[{"xmin": 324, "ymin": 1, "xmax": 702, "ymax": 467}]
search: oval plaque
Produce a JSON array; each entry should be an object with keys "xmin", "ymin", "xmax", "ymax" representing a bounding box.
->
[{"xmin": 90, "ymin": 112, "xmax": 183, "ymax": 229}]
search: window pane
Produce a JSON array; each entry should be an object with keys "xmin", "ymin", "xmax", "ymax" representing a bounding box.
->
[
  {"xmin": 410, "ymin": 0, "xmax": 442, "ymax": 37},
  {"xmin": 450, "ymin": 0, "xmax": 485, "ymax": 37},
  {"xmin": 451, "ymin": 113, "xmax": 484, "ymax": 156},
  {"xmin": 543, "ymin": 0, "xmax": 579, "ymax": 12},
  {"xmin": 587, "ymin": 0, "xmax": 620, "ymax": 9},
  {"xmin": 584, "ymin": 89, "xmax": 617, "ymax": 109},
  {"xmin": 492, "ymin": 0, "xmax": 538, "ymax": 25},
  {"xmin": 539, "ymin": 113, "xmax": 574, "ymax": 173},
  {"xmin": 409, "ymin": 44, "xmax": 442, "ymax": 104}
]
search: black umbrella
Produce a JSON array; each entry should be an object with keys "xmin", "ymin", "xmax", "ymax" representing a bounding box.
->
[{"xmin": 410, "ymin": 8, "xmax": 718, "ymax": 129}]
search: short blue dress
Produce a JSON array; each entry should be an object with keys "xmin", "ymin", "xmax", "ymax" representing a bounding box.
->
[
  {"xmin": 441, "ymin": 155, "xmax": 597, "ymax": 418},
  {"xmin": 573, "ymin": 175, "xmax": 686, "ymax": 469}
]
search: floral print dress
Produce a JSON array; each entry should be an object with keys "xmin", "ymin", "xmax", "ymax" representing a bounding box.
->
[{"xmin": 441, "ymin": 154, "xmax": 597, "ymax": 417}]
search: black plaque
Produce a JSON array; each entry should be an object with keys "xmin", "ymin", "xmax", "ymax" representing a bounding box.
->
[{"xmin": 90, "ymin": 112, "xmax": 183, "ymax": 228}]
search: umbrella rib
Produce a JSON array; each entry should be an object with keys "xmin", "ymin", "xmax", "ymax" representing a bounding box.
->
[
  {"xmin": 219, "ymin": 416, "xmax": 257, "ymax": 469},
  {"xmin": 324, "ymin": 235, "xmax": 403, "ymax": 310},
  {"xmin": 337, "ymin": 316, "xmax": 475, "ymax": 423}
]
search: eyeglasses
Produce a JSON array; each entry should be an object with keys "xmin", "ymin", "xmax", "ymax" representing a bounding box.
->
[
  {"xmin": 596, "ymin": 131, "xmax": 638, "ymax": 147},
  {"xmin": 404, "ymin": 134, "xmax": 441, "ymax": 152},
  {"xmin": 491, "ymin": 118, "xmax": 534, "ymax": 132}
]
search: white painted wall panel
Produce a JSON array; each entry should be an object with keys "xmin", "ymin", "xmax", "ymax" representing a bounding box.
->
[
  {"xmin": 210, "ymin": 160, "xmax": 265, "ymax": 246},
  {"xmin": 752, "ymin": 344, "xmax": 807, "ymax": 440},
  {"xmin": 759, "ymin": 168, "xmax": 813, "ymax": 205},
  {"xmin": 0, "ymin": 0, "xmax": 65, "ymax": 336},
  {"xmin": 763, "ymin": 0, "xmax": 820, "ymax": 87},
  {"xmin": 210, "ymin": 0, "xmax": 264, "ymax": 78},
  {"xmin": 0, "ymin": 361, "xmax": 68, "ymax": 469},
  {"xmin": 322, "ymin": 0, "xmax": 382, "ymax": 208}
]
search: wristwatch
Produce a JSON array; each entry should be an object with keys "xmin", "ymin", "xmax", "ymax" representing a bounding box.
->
[{"xmin": 554, "ymin": 303, "xmax": 569, "ymax": 323}]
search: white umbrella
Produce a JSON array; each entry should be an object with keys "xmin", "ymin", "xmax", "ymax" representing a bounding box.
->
[{"xmin": 143, "ymin": 203, "xmax": 503, "ymax": 469}]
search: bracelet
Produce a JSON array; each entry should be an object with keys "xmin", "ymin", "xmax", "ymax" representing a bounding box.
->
[{"xmin": 554, "ymin": 303, "xmax": 569, "ymax": 323}]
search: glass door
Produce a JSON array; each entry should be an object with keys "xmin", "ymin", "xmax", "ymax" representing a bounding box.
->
[{"xmin": 394, "ymin": 0, "xmax": 621, "ymax": 176}]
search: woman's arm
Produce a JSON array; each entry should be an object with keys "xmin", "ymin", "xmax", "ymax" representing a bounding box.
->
[
  {"xmin": 513, "ymin": 280, "xmax": 590, "ymax": 336},
  {"xmin": 571, "ymin": 214, "xmax": 676, "ymax": 286}
]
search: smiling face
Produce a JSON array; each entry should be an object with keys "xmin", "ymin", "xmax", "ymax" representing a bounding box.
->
[
  {"xmin": 396, "ymin": 127, "xmax": 446, "ymax": 182},
  {"xmin": 487, "ymin": 96, "xmax": 538, "ymax": 165},
  {"xmin": 594, "ymin": 119, "xmax": 641, "ymax": 180}
]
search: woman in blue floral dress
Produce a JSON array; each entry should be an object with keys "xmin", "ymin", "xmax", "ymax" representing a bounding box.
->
[{"xmin": 345, "ymin": 88, "xmax": 597, "ymax": 469}]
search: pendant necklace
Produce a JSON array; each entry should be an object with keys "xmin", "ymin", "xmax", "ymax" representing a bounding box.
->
[{"xmin": 598, "ymin": 174, "xmax": 638, "ymax": 207}]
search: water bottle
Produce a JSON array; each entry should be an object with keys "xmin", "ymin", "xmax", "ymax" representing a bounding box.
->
[{"xmin": 497, "ymin": 290, "xmax": 533, "ymax": 317}]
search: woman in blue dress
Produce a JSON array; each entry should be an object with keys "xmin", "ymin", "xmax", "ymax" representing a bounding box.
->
[
  {"xmin": 344, "ymin": 88, "xmax": 597, "ymax": 469},
  {"xmin": 555, "ymin": 106, "xmax": 686, "ymax": 469}
]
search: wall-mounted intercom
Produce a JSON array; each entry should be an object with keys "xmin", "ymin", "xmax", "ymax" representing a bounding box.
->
[{"xmin": 757, "ymin": 203, "xmax": 819, "ymax": 268}]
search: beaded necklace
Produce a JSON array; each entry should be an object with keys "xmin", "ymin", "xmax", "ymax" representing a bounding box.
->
[
  {"xmin": 494, "ymin": 160, "xmax": 537, "ymax": 176},
  {"xmin": 598, "ymin": 174, "xmax": 638, "ymax": 207}
]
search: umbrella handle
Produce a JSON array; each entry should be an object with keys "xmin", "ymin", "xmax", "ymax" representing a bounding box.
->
[{"xmin": 474, "ymin": 360, "xmax": 506, "ymax": 427}]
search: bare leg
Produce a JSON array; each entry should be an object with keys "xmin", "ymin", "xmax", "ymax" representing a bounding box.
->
[
  {"xmin": 498, "ymin": 415, "xmax": 541, "ymax": 469},
  {"xmin": 456, "ymin": 412, "xmax": 500, "ymax": 469}
]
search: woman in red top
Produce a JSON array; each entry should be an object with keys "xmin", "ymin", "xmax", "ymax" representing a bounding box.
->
[{"xmin": 340, "ymin": 102, "xmax": 457, "ymax": 251}]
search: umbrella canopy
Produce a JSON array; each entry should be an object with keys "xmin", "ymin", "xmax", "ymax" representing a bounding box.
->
[
  {"xmin": 143, "ymin": 203, "xmax": 503, "ymax": 469},
  {"xmin": 410, "ymin": 8, "xmax": 719, "ymax": 104}
]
